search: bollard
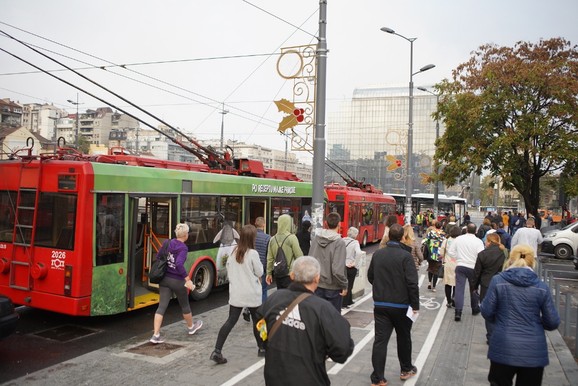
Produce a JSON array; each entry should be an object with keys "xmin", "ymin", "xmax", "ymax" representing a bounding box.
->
[
  {"xmin": 574, "ymin": 308, "xmax": 578, "ymax": 358},
  {"xmin": 544, "ymin": 268, "xmax": 549, "ymax": 284},
  {"xmin": 555, "ymin": 283, "xmax": 560, "ymax": 312},
  {"xmin": 565, "ymin": 293, "xmax": 572, "ymax": 337},
  {"xmin": 548, "ymin": 271, "xmax": 554, "ymax": 292}
]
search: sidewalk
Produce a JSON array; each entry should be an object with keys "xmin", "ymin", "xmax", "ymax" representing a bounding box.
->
[{"xmin": 5, "ymin": 267, "xmax": 578, "ymax": 386}]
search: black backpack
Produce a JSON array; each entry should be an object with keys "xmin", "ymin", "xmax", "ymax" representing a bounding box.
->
[{"xmin": 273, "ymin": 236, "xmax": 289, "ymax": 278}]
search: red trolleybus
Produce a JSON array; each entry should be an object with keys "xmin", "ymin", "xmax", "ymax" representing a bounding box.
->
[
  {"xmin": 325, "ymin": 183, "xmax": 396, "ymax": 247},
  {"xmin": 0, "ymin": 145, "xmax": 311, "ymax": 316}
]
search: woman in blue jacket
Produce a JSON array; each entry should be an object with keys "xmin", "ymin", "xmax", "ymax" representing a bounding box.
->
[{"xmin": 480, "ymin": 244, "xmax": 560, "ymax": 386}]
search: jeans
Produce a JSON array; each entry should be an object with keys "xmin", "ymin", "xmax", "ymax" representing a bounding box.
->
[
  {"xmin": 371, "ymin": 306, "xmax": 414, "ymax": 384},
  {"xmin": 314, "ymin": 287, "xmax": 343, "ymax": 312},
  {"xmin": 454, "ymin": 266, "xmax": 479, "ymax": 312},
  {"xmin": 261, "ymin": 272, "xmax": 268, "ymax": 303}
]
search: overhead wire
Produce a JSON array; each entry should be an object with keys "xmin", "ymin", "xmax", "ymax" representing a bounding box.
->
[
  {"xmin": 203, "ymin": 2, "xmax": 319, "ymax": 142},
  {"xmin": 0, "ymin": 20, "xmax": 279, "ymax": 127},
  {"xmin": 0, "ymin": 33, "xmax": 228, "ymax": 163}
]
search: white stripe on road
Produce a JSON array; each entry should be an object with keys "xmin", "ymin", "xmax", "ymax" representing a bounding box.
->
[
  {"xmin": 220, "ymin": 360, "xmax": 264, "ymax": 386},
  {"xmin": 329, "ymin": 274, "xmax": 428, "ymax": 376},
  {"xmin": 405, "ymin": 297, "xmax": 448, "ymax": 386},
  {"xmin": 222, "ymin": 273, "xmax": 440, "ymax": 384}
]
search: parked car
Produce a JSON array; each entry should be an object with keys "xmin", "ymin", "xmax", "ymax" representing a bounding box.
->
[
  {"xmin": 0, "ymin": 295, "xmax": 18, "ymax": 339},
  {"xmin": 542, "ymin": 221, "xmax": 578, "ymax": 260}
]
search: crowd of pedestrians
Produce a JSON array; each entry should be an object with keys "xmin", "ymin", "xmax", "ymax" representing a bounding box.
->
[{"xmin": 148, "ymin": 208, "xmax": 560, "ymax": 386}]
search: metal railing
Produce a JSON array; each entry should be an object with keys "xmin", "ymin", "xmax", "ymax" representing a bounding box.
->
[{"xmin": 538, "ymin": 253, "xmax": 578, "ymax": 357}]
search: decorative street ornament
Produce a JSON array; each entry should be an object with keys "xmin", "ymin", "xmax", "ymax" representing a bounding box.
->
[
  {"xmin": 275, "ymin": 44, "xmax": 316, "ymax": 151},
  {"xmin": 385, "ymin": 154, "xmax": 403, "ymax": 171},
  {"xmin": 274, "ymin": 99, "xmax": 305, "ymax": 133},
  {"xmin": 420, "ymin": 172, "xmax": 433, "ymax": 185}
]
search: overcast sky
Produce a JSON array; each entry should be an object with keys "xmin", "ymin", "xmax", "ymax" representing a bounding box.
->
[{"xmin": 1, "ymin": 0, "xmax": 577, "ymax": 158}]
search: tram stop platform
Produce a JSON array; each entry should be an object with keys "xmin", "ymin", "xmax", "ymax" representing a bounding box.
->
[{"xmin": 7, "ymin": 260, "xmax": 578, "ymax": 386}]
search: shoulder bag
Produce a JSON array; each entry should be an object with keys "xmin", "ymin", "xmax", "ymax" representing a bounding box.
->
[
  {"xmin": 149, "ymin": 240, "xmax": 169, "ymax": 284},
  {"xmin": 257, "ymin": 292, "xmax": 312, "ymax": 342}
]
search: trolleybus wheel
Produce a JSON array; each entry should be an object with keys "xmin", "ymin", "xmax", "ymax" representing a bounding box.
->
[
  {"xmin": 190, "ymin": 260, "xmax": 215, "ymax": 300},
  {"xmin": 362, "ymin": 232, "xmax": 368, "ymax": 248}
]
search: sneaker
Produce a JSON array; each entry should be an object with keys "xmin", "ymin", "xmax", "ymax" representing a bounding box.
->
[
  {"xmin": 149, "ymin": 334, "xmax": 164, "ymax": 344},
  {"xmin": 472, "ymin": 308, "xmax": 481, "ymax": 316},
  {"xmin": 257, "ymin": 348, "xmax": 266, "ymax": 357},
  {"xmin": 210, "ymin": 350, "xmax": 227, "ymax": 365},
  {"xmin": 242, "ymin": 308, "xmax": 251, "ymax": 322},
  {"xmin": 188, "ymin": 320, "xmax": 203, "ymax": 335},
  {"xmin": 400, "ymin": 366, "xmax": 418, "ymax": 380}
]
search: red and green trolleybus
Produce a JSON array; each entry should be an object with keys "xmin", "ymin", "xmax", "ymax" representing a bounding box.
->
[{"xmin": 0, "ymin": 146, "xmax": 312, "ymax": 316}]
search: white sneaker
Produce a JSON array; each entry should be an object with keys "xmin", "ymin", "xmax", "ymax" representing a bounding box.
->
[
  {"xmin": 149, "ymin": 334, "xmax": 164, "ymax": 344},
  {"xmin": 188, "ymin": 320, "xmax": 203, "ymax": 335}
]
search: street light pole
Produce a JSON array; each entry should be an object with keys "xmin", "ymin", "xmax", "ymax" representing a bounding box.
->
[
  {"xmin": 311, "ymin": 0, "xmax": 328, "ymax": 237},
  {"xmin": 67, "ymin": 94, "xmax": 82, "ymax": 149},
  {"xmin": 381, "ymin": 27, "xmax": 435, "ymax": 225},
  {"xmin": 219, "ymin": 102, "xmax": 229, "ymax": 152},
  {"xmin": 417, "ymin": 86, "xmax": 440, "ymax": 218}
]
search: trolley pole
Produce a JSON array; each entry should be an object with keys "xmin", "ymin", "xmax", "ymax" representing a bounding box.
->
[{"xmin": 311, "ymin": 0, "xmax": 328, "ymax": 237}]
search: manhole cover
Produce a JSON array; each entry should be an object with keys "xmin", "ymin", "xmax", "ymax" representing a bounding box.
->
[
  {"xmin": 34, "ymin": 325, "xmax": 100, "ymax": 342},
  {"xmin": 344, "ymin": 310, "xmax": 374, "ymax": 328},
  {"xmin": 127, "ymin": 342, "xmax": 184, "ymax": 358}
]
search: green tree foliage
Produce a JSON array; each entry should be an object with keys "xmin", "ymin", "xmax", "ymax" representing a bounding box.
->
[{"xmin": 434, "ymin": 38, "xmax": 578, "ymax": 217}]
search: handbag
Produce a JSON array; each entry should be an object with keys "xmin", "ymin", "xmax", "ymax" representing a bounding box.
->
[
  {"xmin": 149, "ymin": 240, "xmax": 169, "ymax": 284},
  {"xmin": 437, "ymin": 264, "xmax": 445, "ymax": 279},
  {"xmin": 256, "ymin": 292, "xmax": 312, "ymax": 341}
]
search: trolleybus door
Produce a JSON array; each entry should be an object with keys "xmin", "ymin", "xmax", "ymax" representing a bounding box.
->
[{"xmin": 127, "ymin": 196, "xmax": 176, "ymax": 311}]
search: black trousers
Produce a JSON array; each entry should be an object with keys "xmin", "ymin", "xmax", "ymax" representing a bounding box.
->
[
  {"xmin": 488, "ymin": 361, "xmax": 544, "ymax": 386},
  {"xmin": 275, "ymin": 275, "xmax": 292, "ymax": 289},
  {"xmin": 371, "ymin": 306, "xmax": 414, "ymax": 384},
  {"xmin": 343, "ymin": 267, "xmax": 357, "ymax": 306},
  {"xmin": 215, "ymin": 305, "xmax": 263, "ymax": 351}
]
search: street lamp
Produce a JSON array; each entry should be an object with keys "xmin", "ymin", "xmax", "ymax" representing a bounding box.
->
[
  {"xmin": 381, "ymin": 27, "xmax": 435, "ymax": 225},
  {"xmin": 417, "ymin": 86, "xmax": 441, "ymax": 218},
  {"xmin": 219, "ymin": 102, "xmax": 229, "ymax": 152},
  {"xmin": 67, "ymin": 93, "xmax": 83, "ymax": 149}
]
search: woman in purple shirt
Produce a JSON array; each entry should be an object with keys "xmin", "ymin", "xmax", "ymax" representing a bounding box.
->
[{"xmin": 150, "ymin": 223, "xmax": 203, "ymax": 344}]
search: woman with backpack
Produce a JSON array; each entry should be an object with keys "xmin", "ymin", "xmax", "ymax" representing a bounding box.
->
[{"xmin": 424, "ymin": 222, "xmax": 446, "ymax": 292}]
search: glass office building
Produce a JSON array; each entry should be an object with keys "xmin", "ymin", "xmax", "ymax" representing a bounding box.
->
[{"xmin": 327, "ymin": 86, "xmax": 444, "ymax": 195}]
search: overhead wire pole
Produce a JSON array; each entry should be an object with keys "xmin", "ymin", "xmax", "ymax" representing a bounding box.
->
[{"xmin": 311, "ymin": 0, "xmax": 328, "ymax": 236}]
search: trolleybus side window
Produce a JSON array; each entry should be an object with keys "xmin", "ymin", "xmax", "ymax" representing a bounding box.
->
[
  {"xmin": 270, "ymin": 197, "xmax": 304, "ymax": 235},
  {"xmin": 34, "ymin": 193, "xmax": 77, "ymax": 250},
  {"xmin": 96, "ymin": 194, "xmax": 124, "ymax": 266},
  {"xmin": 181, "ymin": 195, "xmax": 219, "ymax": 248},
  {"xmin": 220, "ymin": 196, "xmax": 242, "ymax": 233},
  {"xmin": 0, "ymin": 190, "xmax": 16, "ymax": 242}
]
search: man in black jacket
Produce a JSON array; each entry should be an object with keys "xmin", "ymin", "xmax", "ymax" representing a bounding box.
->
[
  {"xmin": 258, "ymin": 255, "xmax": 354, "ymax": 386},
  {"xmin": 368, "ymin": 223, "xmax": 420, "ymax": 385}
]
